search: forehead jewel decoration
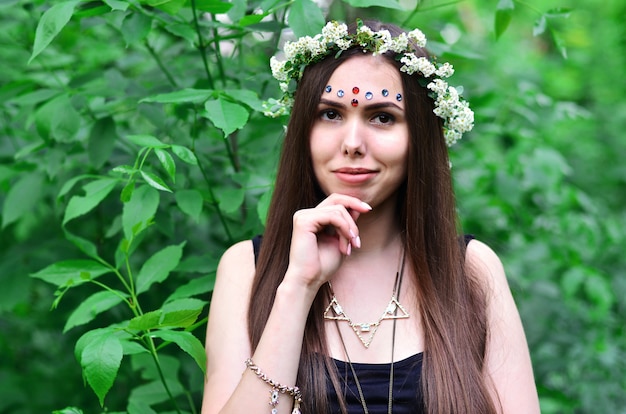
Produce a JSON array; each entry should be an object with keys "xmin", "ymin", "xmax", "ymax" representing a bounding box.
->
[{"xmin": 263, "ymin": 19, "xmax": 474, "ymax": 146}]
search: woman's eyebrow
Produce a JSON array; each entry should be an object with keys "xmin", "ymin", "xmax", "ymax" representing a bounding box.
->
[{"xmin": 318, "ymin": 98, "xmax": 403, "ymax": 112}]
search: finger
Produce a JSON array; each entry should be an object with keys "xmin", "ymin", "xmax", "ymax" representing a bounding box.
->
[{"xmin": 317, "ymin": 193, "xmax": 373, "ymax": 214}]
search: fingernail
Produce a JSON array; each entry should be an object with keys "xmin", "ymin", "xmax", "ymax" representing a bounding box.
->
[
  {"xmin": 350, "ymin": 229, "xmax": 356, "ymax": 239},
  {"xmin": 361, "ymin": 202, "xmax": 372, "ymax": 210},
  {"xmin": 354, "ymin": 235, "xmax": 361, "ymax": 248},
  {"xmin": 347, "ymin": 243, "xmax": 352, "ymax": 256}
]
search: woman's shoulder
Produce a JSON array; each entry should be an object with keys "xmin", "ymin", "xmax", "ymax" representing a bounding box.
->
[{"xmin": 217, "ymin": 239, "xmax": 256, "ymax": 280}]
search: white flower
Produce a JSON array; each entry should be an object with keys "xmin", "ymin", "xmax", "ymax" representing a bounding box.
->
[
  {"xmin": 407, "ymin": 28, "xmax": 427, "ymax": 48},
  {"xmin": 400, "ymin": 54, "xmax": 436, "ymax": 77},
  {"xmin": 374, "ymin": 29, "xmax": 392, "ymax": 55},
  {"xmin": 270, "ymin": 56, "xmax": 288, "ymax": 81},
  {"xmin": 390, "ymin": 33, "xmax": 409, "ymax": 53},
  {"xmin": 265, "ymin": 20, "xmax": 474, "ymax": 146},
  {"xmin": 435, "ymin": 62, "xmax": 454, "ymax": 78}
]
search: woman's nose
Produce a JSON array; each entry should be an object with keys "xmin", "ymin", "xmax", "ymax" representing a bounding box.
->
[{"xmin": 340, "ymin": 120, "xmax": 366, "ymax": 157}]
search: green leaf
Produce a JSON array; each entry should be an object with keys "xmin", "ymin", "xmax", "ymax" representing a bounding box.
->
[
  {"xmin": 584, "ymin": 274, "xmax": 614, "ymax": 314},
  {"xmin": 29, "ymin": 1, "xmax": 80, "ymax": 64},
  {"xmin": 175, "ymin": 189, "xmax": 203, "ymax": 221},
  {"xmin": 216, "ymin": 187, "xmax": 245, "ymax": 214},
  {"xmin": 80, "ymin": 331, "xmax": 123, "ymax": 406},
  {"xmin": 64, "ymin": 290, "xmax": 127, "ymax": 332},
  {"xmin": 57, "ymin": 174, "xmax": 93, "ymax": 200},
  {"xmin": 257, "ymin": 186, "xmax": 273, "ymax": 225},
  {"xmin": 533, "ymin": 15, "xmax": 547, "ymax": 36},
  {"xmin": 35, "ymin": 93, "xmax": 81, "ymax": 142},
  {"xmin": 52, "ymin": 407, "xmax": 84, "ymax": 414},
  {"xmin": 135, "ymin": 242, "xmax": 186, "ymax": 294},
  {"xmin": 31, "ymin": 260, "xmax": 113, "ymax": 288},
  {"xmin": 140, "ymin": 170, "xmax": 172, "ymax": 192},
  {"xmin": 166, "ymin": 274, "xmax": 216, "ymax": 302},
  {"xmin": 122, "ymin": 185, "xmax": 159, "ymax": 240},
  {"xmin": 341, "ymin": 0, "xmax": 404, "ymax": 11},
  {"xmin": 88, "ymin": 117, "xmax": 118, "ymax": 169},
  {"xmin": 128, "ymin": 310, "xmax": 162, "ymax": 330},
  {"xmin": 222, "ymin": 89, "xmax": 265, "ymax": 112},
  {"xmin": 2, "ymin": 171, "xmax": 45, "ymax": 229},
  {"xmin": 121, "ymin": 11, "xmax": 152, "ymax": 45},
  {"xmin": 64, "ymin": 230, "xmax": 100, "ymax": 259},
  {"xmin": 495, "ymin": 0, "xmax": 515, "ymax": 40},
  {"xmin": 140, "ymin": 88, "xmax": 214, "ymax": 104},
  {"xmin": 63, "ymin": 178, "xmax": 118, "ymax": 225},
  {"xmin": 287, "ymin": 0, "xmax": 325, "ymax": 38},
  {"xmin": 126, "ymin": 134, "xmax": 169, "ymax": 148},
  {"xmin": 154, "ymin": 148, "xmax": 176, "ymax": 182},
  {"xmin": 152, "ymin": 0, "xmax": 186, "ymax": 14},
  {"xmin": 203, "ymin": 98, "xmax": 249, "ymax": 137},
  {"xmin": 160, "ymin": 298, "xmax": 207, "ymax": 328},
  {"xmin": 150, "ymin": 330, "xmax": 206, "ymax": 373},
  {"xmin": 194, "ymin": 0, "xmax": 233, "ymax": 14},
  {"xmin": 171, "ymin": 145, "xmax": 198, "ymax": 165},
  {"xmin": 104, "ymin": 0, "xmax": 130, "ymax": 11}
]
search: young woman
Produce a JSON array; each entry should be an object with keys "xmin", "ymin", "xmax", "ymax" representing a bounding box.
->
[{"xmin": 202, "ymin": 20, "xmax": 539, "ymax": 414}]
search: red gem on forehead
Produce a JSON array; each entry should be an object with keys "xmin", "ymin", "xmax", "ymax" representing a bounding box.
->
[
  {"xmin": 351, "ymin": 99, "xmax": 358, "ymax": 107},
  {"xmin": 352, "ymin": 87, "xmax": 359, "ymax": 94}
]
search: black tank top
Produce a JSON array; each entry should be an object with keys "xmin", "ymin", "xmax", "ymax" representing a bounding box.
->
[{"xmin": 251, "ymin": 234, "xmax": 474, "ymax": 414}]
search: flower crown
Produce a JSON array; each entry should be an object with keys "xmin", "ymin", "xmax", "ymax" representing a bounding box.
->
[{"xmin": 263, "ymin": 20, "xmax": 474, "ymax": 146}]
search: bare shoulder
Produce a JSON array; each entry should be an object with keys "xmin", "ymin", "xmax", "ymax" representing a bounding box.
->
[
  {"xmin": 465, "ymin": 238, "xmax": 506, "ymax": 287},
  {"xmin": 202, "ymin": 239, "xmax": 256, "ymax": 413},
  {"xmin": 465, "ymin": 238, "xmax": 540, "ymax": 413}
]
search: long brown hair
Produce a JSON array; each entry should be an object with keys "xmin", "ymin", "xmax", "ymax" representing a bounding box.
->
[{"xmin": 249, "ymin": 20, "xmax": 497, "ymax": 414}]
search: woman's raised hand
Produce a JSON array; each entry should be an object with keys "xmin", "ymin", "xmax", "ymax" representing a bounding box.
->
[{"xmin": 285, "ymin": 193, "xmax": 372, "ymax": 290}]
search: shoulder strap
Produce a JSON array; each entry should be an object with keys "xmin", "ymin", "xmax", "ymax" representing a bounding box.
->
[
  {"xmin": 463, "ymin": 234, "xmax": 475, "ymax": 246},
  {"xmin": 252, "ymin": 235, "xmax": 263, "ymax": 266}
]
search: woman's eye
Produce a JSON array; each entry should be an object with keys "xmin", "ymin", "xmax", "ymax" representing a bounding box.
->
[
  {"xmin": 321, "ymin": 109, "xmax": 340, "ymax": 120},
  {"xmin": 373, "ymin": 113, "xmax": 394, "ymax": 124}
]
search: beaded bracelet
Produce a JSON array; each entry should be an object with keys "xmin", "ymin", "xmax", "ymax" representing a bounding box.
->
[{"xmin": 245, "ymin": 358, "xmax": 303, "ymax": 414}]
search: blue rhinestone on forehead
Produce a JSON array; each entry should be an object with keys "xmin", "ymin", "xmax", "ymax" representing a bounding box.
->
[
  {"xmin": 325, "ymin": 85, "xmax": 332, "ymax": 93},
  {"xmin": 396, "ymin": 93, "xmax": 402, "ymax": 101},
  {"xmin": 337, "ymin": 89, "xmax": 345, "ymax": 97},
  {"xmin": 365, "ymin": 91, "xmax": 373, "ymax": 100},
  {"xmin": 382, "ymin": 89, "xmax": 389, "ymax": 97}
]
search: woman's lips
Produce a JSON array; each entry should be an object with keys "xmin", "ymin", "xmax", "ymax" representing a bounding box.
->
[{"xmin": 333, "ymin": 168, "xmax": 378, "ymax": 184}]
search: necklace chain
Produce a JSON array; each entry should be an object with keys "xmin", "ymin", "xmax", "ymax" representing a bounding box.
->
[{"xmin": 329, "ymin": 252, "xmax": 406, "ymax": 414}]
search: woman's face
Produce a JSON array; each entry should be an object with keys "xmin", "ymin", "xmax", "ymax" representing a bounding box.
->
[{"xmin": 310, "ymin": 54, "xmax": 409, "ymax": 209}]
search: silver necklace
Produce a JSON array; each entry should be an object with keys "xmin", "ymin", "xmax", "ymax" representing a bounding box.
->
[
  {"xmin": 333, "ymin": 253, "xmax": 406, "ymax": 414},
  {"xmin": 324, "ymin": 258, "xmax": 409, "ymax": 349}
]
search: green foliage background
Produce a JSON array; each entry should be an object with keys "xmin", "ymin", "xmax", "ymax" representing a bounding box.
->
[{"xmin": 0, "ymin": 0, "xmax": 624, "ymax": 413}]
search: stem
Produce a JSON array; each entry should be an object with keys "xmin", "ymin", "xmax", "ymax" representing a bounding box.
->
[
  {"xmin": 147, "ymin": 337, "xmax": 183, "ymax": 414},
  {"xmin": 145, "ymin": 40, "xmax": 178, "ymax": 88},
  {"xmin": 190, "ymin": 0, "xmax": 215, "ymax": 88},
  {"xmin": 189, "ymin": 112, "xmax": 234, "ymax": 243},
  {"xmin": 210, "ymin": 14, "xmax": 226, "ymax": 87}
]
